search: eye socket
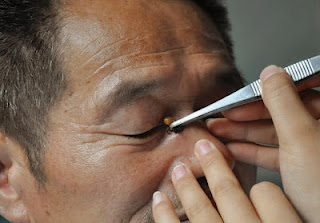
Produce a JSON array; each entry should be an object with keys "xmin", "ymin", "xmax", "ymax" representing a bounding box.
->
[{"xmin": 125, "ymin": 124, "xmax": 167, "ymax": 139}]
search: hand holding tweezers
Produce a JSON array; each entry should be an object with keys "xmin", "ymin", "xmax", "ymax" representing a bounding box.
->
[{"xmin": 170, "ymin": 55, "xmax": 320, "ymax": 132}]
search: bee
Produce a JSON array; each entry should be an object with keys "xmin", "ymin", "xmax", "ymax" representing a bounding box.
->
[{"xmin": 163, "ymin": 117, "xmax": 175, "ymax": 126}]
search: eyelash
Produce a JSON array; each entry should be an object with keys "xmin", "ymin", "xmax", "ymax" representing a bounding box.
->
[
  {"xmin": 125, "ymin": 125, "xmax": 167, "ymax": 139},
  {"xmin": 124, "ymin": 111, "xmax": 223, "ymax": 140}
]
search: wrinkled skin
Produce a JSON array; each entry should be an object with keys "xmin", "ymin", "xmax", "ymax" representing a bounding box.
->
[{"xmin": 0, "ymin": 0, "xmax": 256, "ymax": 222}]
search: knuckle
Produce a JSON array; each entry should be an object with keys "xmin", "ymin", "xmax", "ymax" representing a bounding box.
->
[
  {"xmin": 175, "ymin": 176, "xmax": 193, "ymax": 192},
  {"xmin": 153, "ymin": 200, "xmax": 169, "ymax": 214},
  {"xmin": 254, "ymin": 148, "xmax": 280, "ymax": 172},
  {"xmin": 202, "ymin": 149, "xmax": 222, "ymax": 169},
  {"xmin": 211, "ymin": 178, "xmax": 240, "ymax": 198},
  {"xmin": 262, "ymin": 73, "xmax": 294, "ymax": 101},
  {"xmin": 263, "ymin": 73, "xmax": 293, "ymax": 98},
  {"xmin": 185, "ymin": 200, "xmax": 212, "ymax": 219},
  {"xmin": 250, "ymin": 181, "xmax": 280, "ymax": 198},
  {"xmin": 281, "ymin": 119, "xmax": 318, "ymax": 145}
]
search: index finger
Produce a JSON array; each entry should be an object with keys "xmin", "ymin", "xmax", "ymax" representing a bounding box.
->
[{"xmin": 195, "ymin": 139, "xmax": 260, "ymax": 223}]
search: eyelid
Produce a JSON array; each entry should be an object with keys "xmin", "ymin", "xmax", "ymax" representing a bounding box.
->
[
  {"xmin": 125, "ymin": 124, "xmax": 167, "ymax": 139},
  {"xmin": 126, "ymin": 112, "xmax": 221, "ymax": 139}
]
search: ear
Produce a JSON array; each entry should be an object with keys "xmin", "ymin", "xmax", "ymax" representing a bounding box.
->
[{"xmin": 0, "ymin": 132, "xmax": 29, "ymax": 223}]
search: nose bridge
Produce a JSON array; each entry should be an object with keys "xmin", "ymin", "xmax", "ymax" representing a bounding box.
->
[
  {"xmin": 176, "ymin": 122, "xmax": 211, "ymax": 153},
  {"xmin": 167, "ymin": 121, "xmax": 233, "ymax": 178},
  {"xmin": 169, "ymin": 122, "xmax": 214, "ymax": 177}
]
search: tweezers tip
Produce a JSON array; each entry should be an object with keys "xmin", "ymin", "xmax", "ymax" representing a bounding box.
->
[{"xmin": 168, "ymin": 124, "xmax": 184, "ymax": 133}]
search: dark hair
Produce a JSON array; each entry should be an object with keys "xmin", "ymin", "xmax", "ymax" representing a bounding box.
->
[
  {"xmin": 0, "ymin": 0, "xmax": 232, "ymax": 184},
  {"xmin": 192, "ymin": 0, "xmax": 234, "ymax": 59},
  {"xmin": 0, "ymin": 0, "xmax": 66, "ymax": 183}
]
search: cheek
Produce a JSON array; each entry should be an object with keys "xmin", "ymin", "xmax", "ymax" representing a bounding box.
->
[
  {"xmin": 44, "ymin": 144, "xmax": 172, "ymax": 213},
  {"xmin": 106, "ymin": 150, "xmax": 171, "ymax": 206}
]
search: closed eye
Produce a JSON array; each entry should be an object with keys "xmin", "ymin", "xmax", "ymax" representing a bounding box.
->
[{"xmin": 125, "ymin": 124, "xmax": 167, "ymax": 139}]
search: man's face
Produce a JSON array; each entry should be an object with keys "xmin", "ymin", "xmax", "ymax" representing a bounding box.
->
[{"xmin": 20, "ymin": 0, "xmax": 255, "ymax": 222}]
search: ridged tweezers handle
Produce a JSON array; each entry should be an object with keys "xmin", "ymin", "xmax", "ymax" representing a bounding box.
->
[
  {"xmin": 170, "ymin": 55, "xmax": 320, "ymax": 131},
  {"xmin": 250, "ymin": 58, "xmax": 316, "ymax": 97}
]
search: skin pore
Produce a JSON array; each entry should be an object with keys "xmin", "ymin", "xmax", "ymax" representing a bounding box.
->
[{"xmin": 3, "ymin": 0, "xmax": 255, "ymax": 222}]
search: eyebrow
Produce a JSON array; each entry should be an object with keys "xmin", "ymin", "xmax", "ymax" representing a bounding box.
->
[
  {"xmin": 113, "ymin": 81, "xmax": 161, "ymax": 106},
  {"xmin": 216, "ymin": 67, "xmax": 244, "ymax": 90},
  {"xmin": 96, "ymin": 80, "xmax": 162, "ymax": 123},
  {"xmin": 95, "ymin": 66, "xmax": 243, "ymax": 124}
]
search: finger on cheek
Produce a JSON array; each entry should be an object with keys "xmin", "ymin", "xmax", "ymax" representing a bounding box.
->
[
  {"xmin": 171, "ymin": 164, "xmax": 221, "ymax": 222},
  {"xmin": 171, "ymin": 164, "xmax": 204, "ymax": 199},
  {"xmin": 195, "ymin": 139, "xmax": 214, "ymax": 159},
  {"xmin": 172, "ymin": 164, "xmax": 188, "ymax": 182},
  {"xmin": 152, "ymin": 192, "xmax": 180, "ymax": 223},
  {"xmin": 194, "ymin": 140, "xmax": 235, "ymax": 170},
  {"xmin": 194, "ymin": 140, "xmax": 259, "ymax": 222}
]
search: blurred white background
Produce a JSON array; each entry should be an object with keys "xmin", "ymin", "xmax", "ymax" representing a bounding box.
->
[{"xmin": 226, "ymin": 0, "xmax": 320, "ymax": 186}]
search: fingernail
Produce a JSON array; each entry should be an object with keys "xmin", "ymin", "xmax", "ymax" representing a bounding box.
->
[
  {"xmin": 195, "ymin": 140, "xmax": 213, "ymax": 156},
  {"xmin": 260, "ymin": 65, "xmax": 283, "ymax": 82},
  {"xmin": 153, "ymin": 191, "xmax": 164, "ymax": 206},
  {"xmin": 173, "ymin": 164, "xmax": 187, "ymax": 180}
]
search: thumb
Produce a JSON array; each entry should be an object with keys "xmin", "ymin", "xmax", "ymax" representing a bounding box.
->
[{"xmin": 260, "ymin": 65, "xmax": 316, "ymax": 144}]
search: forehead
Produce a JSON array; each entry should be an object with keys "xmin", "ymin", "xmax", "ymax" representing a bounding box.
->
[
  {"xmin": 59, "ymin": 0, "xmax": 221, "ymax": 60},
  {"xmin": 60, "ymin": 0, "xmax": 218, "ymax": 38},
  {"xmin": 58, "ymin": 0, "xmax": 227, "ymax": 85},
  {"xmin": 54, "ymin": 0, "xmax": 232, "ymax": 124}
]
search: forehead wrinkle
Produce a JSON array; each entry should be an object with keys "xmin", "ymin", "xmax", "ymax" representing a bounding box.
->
[
  {"xmin": 69, "ymin": 31, "xmax": 185, "ymax": 83},
  {"xmin": 86, "ymin": 32, "xmax": 225, "ymax": 86},
  {"xmin": 87, "ymin": 45, "xmax": 187, "ymax": 82},
  {"xmin": 64, "ymin": 24, "xmax": 223, "ymax": 80},
  {"xmin": 87, "ymin": 44, "xmax": 231, "ymax": 126},
  {"xmin": 67, "ymin": 35, "xmax": 144, "ymax": 78}
]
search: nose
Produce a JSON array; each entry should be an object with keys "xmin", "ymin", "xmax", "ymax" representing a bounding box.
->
[{"xmin": 167, "ymin": 121, "xmax": 234, "ymax": 178}]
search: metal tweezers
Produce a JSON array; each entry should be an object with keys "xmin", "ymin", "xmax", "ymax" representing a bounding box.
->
[{"xmin": 170, "ymin": 55, "xmax": 320, "ymax": 131}]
